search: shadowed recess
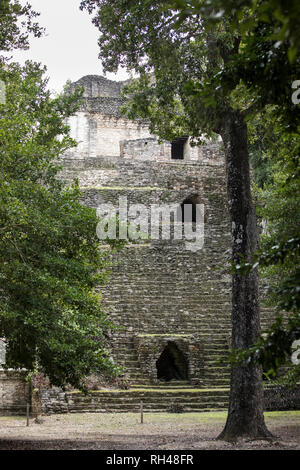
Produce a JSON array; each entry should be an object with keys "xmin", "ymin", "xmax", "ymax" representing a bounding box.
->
[{"xmin": 156, "ymin": 341, "xmax": 189, "ymax": 381}]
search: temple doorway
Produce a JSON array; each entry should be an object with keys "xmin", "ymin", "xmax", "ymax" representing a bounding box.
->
[{"xmin": 156, "ymin": 341, "xmax": 189, "ymax": 381}]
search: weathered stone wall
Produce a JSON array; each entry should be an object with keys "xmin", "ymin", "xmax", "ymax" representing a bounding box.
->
[
  {"xmin": 65, "ymin": 113, "xmax": 152, "ymax": 159},
  {"xmin": 39, "ymin": 388, "xmax": 69, "ymax": 415},
  {"xmin": 0, "ymin": 370, "xmax": 29, "ymax": 415},
  {"xmin": 133, "ymin": 334, "xmax": 205, "ymax": 386},
  {"xmin": 65, "ymin": 76, "xmax": 152, "ymax": 159},
  {"xmin": 120, "ymin": 137, "xmax": 223, "ymax": 163},
  {"xmin": 120, "ymin": 138, "xmax": 171, "ymax": 161},
  {"xmin": 67, "ymin": 75, "xmax": 130, "ymax": 99},
  {"xmin": 37, "ymin": 384, "xmax": 300, "ymax": 414}
]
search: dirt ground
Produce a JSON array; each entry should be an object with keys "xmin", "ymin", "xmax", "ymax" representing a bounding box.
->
[{"xmin": 0, "ymin": 410, "xmax": 299, "ymax": 450}]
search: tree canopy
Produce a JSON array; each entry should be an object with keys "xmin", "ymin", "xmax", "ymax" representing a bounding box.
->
[
  {"xmin": 0, "ymin": 2, "xmax": 121, "ymax": 391},
  {"xmin": 0, "ymin": 61, "xmax": 121, "ymax": 390},
  {"xmin": 0, "ymin": 0, "xmax": 43, "ymax": 55}
]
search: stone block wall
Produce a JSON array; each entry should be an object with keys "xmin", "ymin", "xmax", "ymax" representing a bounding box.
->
[
  {"xmin": 133, "ymin": 334, "xmax": 205, "ymax": 386},
  {"xmin": 120, "ymin": 138, "xmax": 171, "ymax": 161},
  {"xmin": 0, "ymin": 370, "xmax": 29, "ymax": 415},
  {"xmin": 65, "ymin": 113, "xmax": 152, "ymax": 159},
  {"xmin": 67, "ymin": 75, "xmax": 129, "ymax": 99}
]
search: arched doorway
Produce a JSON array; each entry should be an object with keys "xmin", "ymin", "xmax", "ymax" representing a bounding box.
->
[
  {"xmin": 177, "ymin": 194, "xmax": 204, "ymax": 224},
  {"xmin": 156, "ymin": 341, "xmax": 189, "ymax": 381},
  {"xmin": 180, "ymin": 197, "xmax": 197, "ymax": 223}
]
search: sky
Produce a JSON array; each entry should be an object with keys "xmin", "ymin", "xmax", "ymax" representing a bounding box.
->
[{"xmin": 12, "ymin": 0, "xmax": 129, "ymax": 93}]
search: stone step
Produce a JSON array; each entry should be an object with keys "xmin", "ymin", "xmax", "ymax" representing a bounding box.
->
[
  {"xmin": 109, "ymin": 313, "xmax": 231, "ymax": 319},
  {"xmin": 110, "ymin": 338, "xmax": 230, "ymax": 347},
  {"xmin": 111, "ymin": 340, "xmax": 230, "ymax": 347},
  {"xmin": 61, "ymin": 387, "xmax": 231, "ymax": 413},
  {"xmin": 109, "ymin": 310, "xmax": 231, "ymax": 317},
  {"xmin": 131, "ymin": 384, "xmax": 191, "ymax": 389},
  {"xmin": 111, "ymin": 328, "xmax": 231, "ymax": 333},
  {"xmin": 69, "ymin": 396, "xmax": 229, "ymax": 405}
]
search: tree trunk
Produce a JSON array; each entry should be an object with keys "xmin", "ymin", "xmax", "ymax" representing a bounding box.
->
[{"xmin": 218, "ymin": 110, "xmax": 273, "ymax": 441}]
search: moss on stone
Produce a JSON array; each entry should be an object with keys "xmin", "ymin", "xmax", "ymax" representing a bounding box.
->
[
  {"xmin": 136, "ymin": 333, "xmax": 193, "ymax": 338},
  {"xmin": 82, "ymin": 186, "xmax": 167, "ymax": 191},
  {"xmin": 69, "ymin": 387, "xmax": 230, "ymax": 394}
]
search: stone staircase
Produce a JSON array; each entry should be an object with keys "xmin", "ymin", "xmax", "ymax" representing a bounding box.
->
[
  {"xmin": 104, "ymin": 301, "xmax": 279, "ymax": 391},
  {"xmin": 38, "ymin": 301, "xmax": 289, "ymax": 415},
  {"xmin": 63, "ymin": 387, "xmax": 230, "ymax": 413},
  {"xmin": 44, "ymin": 146, "xmax": 289, "ymax": 415}
]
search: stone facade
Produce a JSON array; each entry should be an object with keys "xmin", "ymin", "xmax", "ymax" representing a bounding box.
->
[
  {"xmin": 0, "ymin": 370, "xmax": 29, "ymax": 415},
  {"xmin": 65, "ymin": 76, "xmax": 151, "ymax": 159},
  {"xmin": 59, "ymin": 76, "xmax": 283, "ymax": 394},
  {"xmin": 0, "ymin": 75, "xmax": 287, "ymax": 414},
  {"xmin": 58, "ymin": 76, "xmax": 235, "ymax": 390}
]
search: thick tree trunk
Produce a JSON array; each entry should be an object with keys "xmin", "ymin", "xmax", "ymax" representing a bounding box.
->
[{"xmin": 218, "ymin": 110, "xmax": 273, "ymax": 441}]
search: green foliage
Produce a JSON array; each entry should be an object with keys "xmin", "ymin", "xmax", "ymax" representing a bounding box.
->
[
  {"xmin": 80, "ymin": 0, "xmax": 241, "ymax": 139},
  {"xmin": 247, "ymin": 106, "xmax": 277, "ymax": 188},
  {"xmin": 232, "ymin": 108, "xmax": 300, "ymax": 381},
  {"xmin": 230, "ymin": 315, "xmax": 300, "ymax": 385},
  {"xmin": 80, "ymin": 0, "xmax": 300, "ymax": 134},
  {"xmin": 169, "ymin": 0, "xmax": 300, "ymax": 63},
  {"xmin": 0, "ymin": 61, "xmax": 121, "ymax": 391},
  {"xmin": 167, "ymin": 1, "xmax": 300, "ymax": 132},
  {"xmin": 0, "ymin": 0, "xmax": 44, "ymax": 55}
]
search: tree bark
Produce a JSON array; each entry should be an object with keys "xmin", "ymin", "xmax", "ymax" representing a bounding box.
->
[{"xmin": 217, "ymin": 109, "xmax": 273, "ymax": 441}]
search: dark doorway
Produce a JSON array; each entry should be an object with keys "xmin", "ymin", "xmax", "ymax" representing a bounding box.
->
[
  {"xmin": 177, "ymin": 195, "xmax": 201, "ymax": 223},
  {"xmin": 180, "ymin": 198, "xmax": 197, "ymax": 223},
  {"xmin": 171, "ymin": 137, "xmax": 188, "ymax": 160},
  {"xmin": 156, "ymin": 342, "xmax": 188, "ymax": 381}
]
